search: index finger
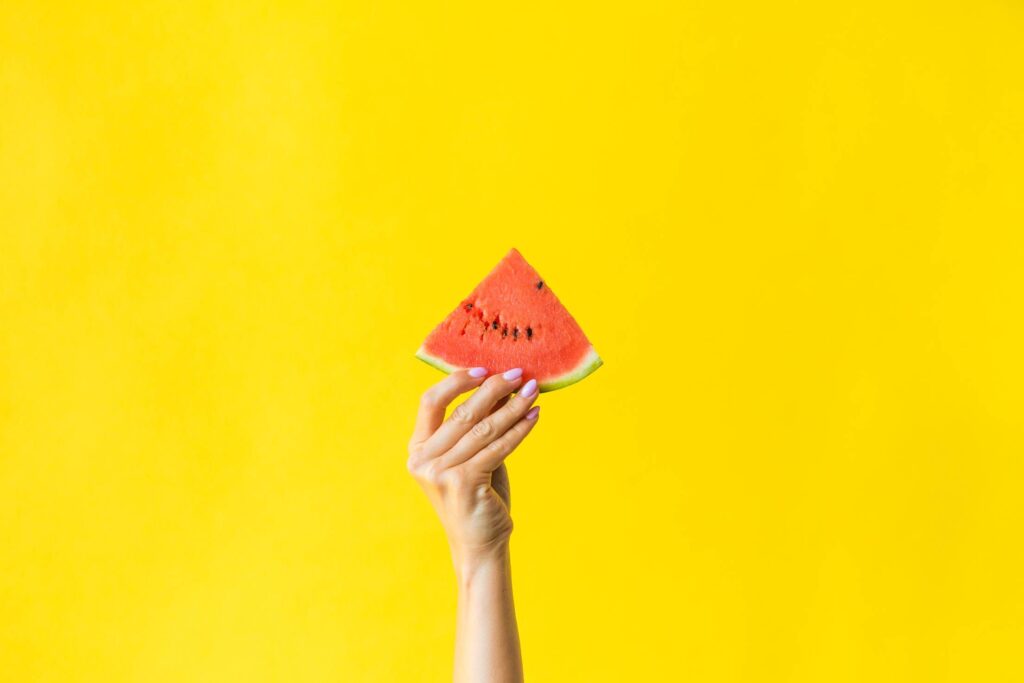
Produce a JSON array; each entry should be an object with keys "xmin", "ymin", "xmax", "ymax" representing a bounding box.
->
[{"xmin": 409, "ymin": 368, "xmax": 488, "ymax": 449}]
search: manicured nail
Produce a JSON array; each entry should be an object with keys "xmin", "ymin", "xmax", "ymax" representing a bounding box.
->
[
  {"xmin": 526, "ymin": 406, "xmax": 540, "ymax": 420},
  {"xmin": 519, "ymin": 379, "xmax": 538, "ymax": 399},
  {"xmin": 468, "ymin": 367, "xmax": 487, "ymax": 378},
  {"xmin": 502, "ymin": 368, "xmax": 523, "ymax": 381}
]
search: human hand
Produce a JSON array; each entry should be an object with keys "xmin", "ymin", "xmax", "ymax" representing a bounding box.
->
[{"xmin": 407, "ymin": 367, "xmax": 540, "ymax": 579}]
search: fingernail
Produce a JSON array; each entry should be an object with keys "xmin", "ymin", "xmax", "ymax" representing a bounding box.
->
[
  {"xmin": 526, "ymin": 406, "xmax": 540, "ymax": 420},
  {"xmin": 519, "ymin": 379, "xmax": 538, "ymax": 399},
  {"xmin": 502, "ymin": 368, "xmax": 523, "ymax": 381},
  {"xmin": 468, "ymin": 367, "xmax": 487, "ymax": 378}
]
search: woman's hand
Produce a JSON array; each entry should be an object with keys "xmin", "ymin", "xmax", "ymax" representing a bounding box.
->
[
  {"xmin": 408, "ymin": 366, "xmax": 538, "ymax": 683},
  {"xmin": 407, "ymin": 367, "xmax": 540, "ymax": 579}
]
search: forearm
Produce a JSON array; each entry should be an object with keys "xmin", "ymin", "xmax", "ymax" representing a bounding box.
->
[{"xmin": 453, "ymin": 543, "xmax": 523, "ymax": 683}]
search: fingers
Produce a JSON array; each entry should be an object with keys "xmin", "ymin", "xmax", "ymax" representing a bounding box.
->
[
  {"xmin": 409, "ymin": 368, "xmax": 488, "ymax": 448},
  {"xmin": 467, "ymin": 406, "xmax": 541, "ymax": 472},
  {"xmin": 437, "ymin": 378, "xmax": 539, "ymax": 469},
  {"xmin": 489, "ymin": 395, "xmax": 510, "ymax": 415},
  {"xmin": 416, "ymin": 369, "xmax": 525, "ymax": 460}
]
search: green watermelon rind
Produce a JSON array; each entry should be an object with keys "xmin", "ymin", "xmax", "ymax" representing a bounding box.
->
[
  {"xmin": 415, "ymin": 346, "xmax": 602, "ymax": 393},
  {"xmin": 414, "ymin": 348, "xmax": 460, "ymax": 375}
]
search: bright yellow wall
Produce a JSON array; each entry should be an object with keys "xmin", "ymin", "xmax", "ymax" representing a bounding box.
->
[{"xmin": 2, "ymin": 2, "xmax": 1023, "ymax": 681}]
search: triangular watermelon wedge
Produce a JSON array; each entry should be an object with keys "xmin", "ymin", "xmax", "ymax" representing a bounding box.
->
[{"xmin": 416, "ymin": 249, "xmax": 602, "ymax": 392}]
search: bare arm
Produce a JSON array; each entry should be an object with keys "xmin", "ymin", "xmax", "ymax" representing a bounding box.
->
[
  {"xmin": 408, "ymin": 367, "xmax": 539, "ymax": 683},
  {"xmin": 454, "ymin": 543, "xmax": 520, "ymax": 682}
]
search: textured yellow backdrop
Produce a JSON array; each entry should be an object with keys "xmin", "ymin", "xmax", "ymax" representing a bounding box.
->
[{"xmin": 2, "ymin": 2, "xmax": 1023, "ymax": 681}]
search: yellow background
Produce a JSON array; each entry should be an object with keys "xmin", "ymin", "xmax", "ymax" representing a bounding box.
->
[{"xmin": 2, "ymin": 1, "xmax": 1022, "ymax": 681}]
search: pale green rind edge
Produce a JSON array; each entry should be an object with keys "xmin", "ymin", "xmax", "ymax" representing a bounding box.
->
[
  {"xmin": 415, "ymin": 345, "xmax": 603, "ymax": 393},
  {"xmin": 415, "ymin": 346, "xmax": 460, "ymax": 375}
]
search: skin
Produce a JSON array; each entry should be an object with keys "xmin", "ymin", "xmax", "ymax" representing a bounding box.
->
[{"xmin": 407, "ymin": 368, "xmax": 540, "ymax": 683}]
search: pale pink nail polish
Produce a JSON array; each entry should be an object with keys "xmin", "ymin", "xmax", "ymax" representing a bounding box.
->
[
  {"xmin": 468, "ymin": 367, "xmax": 487, "ymax": 378},
  {"xmin": 519, "ymin": 379, "xmax": 538, "ymax": 399},
  {"xmin": 526, "ymin": 406, "xmax": 540, "ymax": 420},
  {"xmin": 502, "ymin": 368, "xmax": 523, "ymax": 381}
]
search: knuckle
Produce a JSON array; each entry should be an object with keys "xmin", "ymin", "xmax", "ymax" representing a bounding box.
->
[
  {"xmin": 486, "ymin": 438, "xmax": 509, "ymax": 459},
  {"xmin": 439, "ymin": 466, "xmax": 467, "ymax": 489},
  {"xmin": 403, "ymin": 458, "xmax": 428, "ymax": 481},
  {"xmin": 419, "ymin": 390, "xmax": 439, "ymax": 409},
  {"xmin": 421, "ymin": 461, "xmax": 443, "ymax": 485},
  {"xmin": 471, "ymin": 419, "xmax": 494, "ymax": 439},
  {"xmin": 450, "ymin": 402, "xmax": 476, "ymax": 425}
]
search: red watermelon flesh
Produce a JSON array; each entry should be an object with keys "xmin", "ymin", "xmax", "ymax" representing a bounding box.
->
[{"xmin": 416, "ymin": 249, "xmax": 602, "ymax": 392}]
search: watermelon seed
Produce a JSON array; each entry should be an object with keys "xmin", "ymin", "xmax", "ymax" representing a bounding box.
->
[
  {"xmin": 526, "ymin": 327, "xmax": 533, "ymax": 340},
  {"xmin": 464, "ymin": 303, "xmax": 473, "ymax": 311},
  {"xmin": 536, "ymin": 281, "xmax": 544, "ymax": 290},
  {"xmin": 492, "ymin": 319, "xmax": 499, "ymax": 330},
  {"xmin": 513, "ymin": 327, "xmax": 519, "ymax": 340},
  {"xmin": 501, "ymin": 325, "xmax": 508, "ymax": 338}
]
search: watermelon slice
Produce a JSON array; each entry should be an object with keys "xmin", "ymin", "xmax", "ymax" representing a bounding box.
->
[{"xmin": 416, "ymin": 249, "xmax": 602, "ymax": 392}]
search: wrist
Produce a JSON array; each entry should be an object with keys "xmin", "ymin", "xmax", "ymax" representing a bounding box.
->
[{"xmin": 452, "ymin": 541, "xmax": 510, "ymax": 588}]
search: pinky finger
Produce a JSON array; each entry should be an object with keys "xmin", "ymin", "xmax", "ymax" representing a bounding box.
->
[{"xmin": 468, "ymin": 405, "xmax": 541, "ymax": 472}]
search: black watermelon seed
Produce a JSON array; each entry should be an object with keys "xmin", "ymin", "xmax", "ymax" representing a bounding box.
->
[
  {"xmin": 492, "ymin": 319, "xmax": 499, "ymax": 330},
  {"xmin": 526, "ymin": 327, "xmax": 533, "ymax": 339},
  {"xmin": 536, "ymin": 280, "xmax": 544, "ymax": 290},
  {"xmin": 513, "ymin": 327, "xmax": 519, "ymax": 339},
  {"xmin": 501, "ymin": 325, "xmax": 508, "ymax": 338},
  {"xmin": 464, "ymin": 303, "xmax": 473, "ymax": 311}
]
